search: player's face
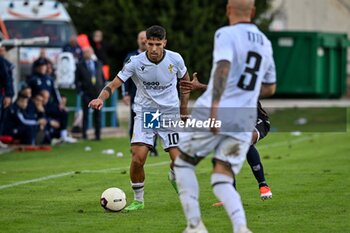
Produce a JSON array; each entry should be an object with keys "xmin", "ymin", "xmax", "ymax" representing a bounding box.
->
[
  {"xmin": 146, "ymin": 38, "xmax": 167, "ymax": 62},
  {"xmin": 17, "ymin": 98, "xmax": 28, "ymax": 110},
  {"xmin": 36, "ymin": 64, "xmax": 48, "ymax": 75}
]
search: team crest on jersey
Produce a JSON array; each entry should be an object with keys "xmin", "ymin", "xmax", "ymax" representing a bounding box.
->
[
  {"xmin": 141, "ymin": 65, "xmax": 145, "ymax": 71},
  {"xmin": 168, "ymin": 64, "xmax": 173, "ymax": 74}
]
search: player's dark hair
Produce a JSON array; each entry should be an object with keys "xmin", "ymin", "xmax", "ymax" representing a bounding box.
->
[
  {"xmin": 146, "ymin": 25, "xmax": 166, "ymax": 40},
  {"xmin": 16, "ymin": 92, "xmax": 28, "ymax": 100}
]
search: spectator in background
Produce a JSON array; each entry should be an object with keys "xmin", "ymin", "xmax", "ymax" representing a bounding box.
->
[
  {"xmin": 20, "ymin": 85, "xmax": 32, "ymax": 98},
  {"xmin": 3, "ymin": 93, "xmax": 41, "ymax": 145},
  {"xmin": 26, "ymin": 91, "xmax": 48, "ymax": 144},
  {"xmin": 28, "ymin": 58, "xmax": 76, "ymax": 143},
  {"xmin": 75, "ymin": 46, "xmax": 105, "ymax": 140},
  {"xmin": 0, "ymin": 46, "xmax": 15, "ymax": 148},
  {"xmin": 90, "ymin": 30, "xmax": 109, "ymax": 66},
  {"xmin": 31, "ymin": 49, "xmax": 52, "ymax": 79},
  {"xmin": 63, "ymin": 35, "xmax": 83, "ymax": 63},
  {"xmin": 121, "ymin": 30, "xmax": 158, "ymax": 156},
  {"xmin": 39, "ymin": 90, "xmax": 61, "ymax": 144}
]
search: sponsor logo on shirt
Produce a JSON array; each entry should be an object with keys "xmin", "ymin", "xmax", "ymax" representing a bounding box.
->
[
  {"xmin": 168, "ymin": 64, "xmax": 173, "ymax": 74},
  {"xmin": 143, "ymin": 81, "xmax": 172, "ymax": 90}
]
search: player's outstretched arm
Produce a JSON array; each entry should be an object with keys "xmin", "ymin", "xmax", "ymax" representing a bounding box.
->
[
  {"xmin": 88, "ymin": 76, "xmax": 123, "ymax": 110},
  {"xmin": 210, "ymin": 60, "xmax": 231, "ymax": 134}
]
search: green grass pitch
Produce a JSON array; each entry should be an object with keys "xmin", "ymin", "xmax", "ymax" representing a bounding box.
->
[{"xmin": 1, "ymin": 126, "xmax": 350, "ymax": 232}]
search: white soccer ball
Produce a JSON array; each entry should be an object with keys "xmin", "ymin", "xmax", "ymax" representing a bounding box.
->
[{"xmin": 100, "ymin": 187, "xmax": 127, "ymax": 212}]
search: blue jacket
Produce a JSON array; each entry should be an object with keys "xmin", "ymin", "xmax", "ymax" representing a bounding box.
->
[
  {"xmin": 3, "ymin": 102, "xmax": 38, "ymax": 133},
  {"xmin": 0, "ymin": 56, "xmax": 14, "ymax": 98},
  {"xmin": 121, "ymin": 50, "xmax": 139, "ymax": 102},
  {"xmin": 27, "ymin": 73, "xmax": 60, "ymax": 105}
]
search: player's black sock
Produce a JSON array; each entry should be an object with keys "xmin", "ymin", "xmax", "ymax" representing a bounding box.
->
[{"xmin": 246, "ymin": 145, "xmax": 268, "ymax": 187}]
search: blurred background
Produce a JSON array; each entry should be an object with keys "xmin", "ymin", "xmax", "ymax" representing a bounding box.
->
[{"xmin": 1, "ymin": 0, "xmax": 349, "ymax": 145}]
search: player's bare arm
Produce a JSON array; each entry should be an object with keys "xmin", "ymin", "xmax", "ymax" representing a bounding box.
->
[
  {"xmin": 88, "ymin": 76, "xmax": 123, "ymax": 110},
  {"xmin": 260, "ymin": 83, "xmax": 276, "ymax": 98},
  {"xmin": 210, "ymin": 60, "xmax": 231, "ymax": 134},
  {"xmin": 180, "ymin": 72, "xmax": 208, "ymax": 94},
  {"xmin": 179, "ymin": 72, "xmax": 191, "ymax": 121}
]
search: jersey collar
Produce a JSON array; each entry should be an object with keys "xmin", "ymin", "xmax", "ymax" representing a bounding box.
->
[{"xmin": 146, "ymin": 50, "xmax": 167, "ymax": 65}]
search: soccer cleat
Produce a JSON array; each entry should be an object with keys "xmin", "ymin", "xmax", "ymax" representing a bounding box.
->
[
  {"xmin": 237, "ymin": 225, "xmax": 253, "ymax": 233},
  {"xmin": 123, "ymin": 200, "xmax": 144, "ymax": 212},
  {"xmin": 0, "ymin": 141, "xmax": 8, "ymax": 149},
  {"xmin": 63, "ymin": 136, "xmax": 77, "ymax": 143},
  {"xmin": 259, "ymin": 186, "xmax": 272, "ymax": 200},
  {"xmin": 183, "ymin": 221, "xmax": 208, "ymax": 233},
  {"xmin": 51, "ymin": 138, "xmax": 63, "ymax": 146}
]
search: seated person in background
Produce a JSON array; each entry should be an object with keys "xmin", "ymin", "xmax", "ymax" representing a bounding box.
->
[
  {"xmin": 19, "ymin": 85, "xmax": 32, "ymax": 99},
  {"xmin": 39, "ymin": 90, "xmax": 63, "ymax": 144},
  {"xmin": 27, "ymin": 92, "xmax": 49, "ymax": 144},
  {"xmin": 28, "ymin": 58, "xmax": 76, "ymax": 143},
  {"xmin": 3, "ymin": 94, "xmax": 45, "ymax": 145}
]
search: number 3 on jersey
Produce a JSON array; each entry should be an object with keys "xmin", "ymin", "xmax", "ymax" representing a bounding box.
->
[{"xmin": 237, "ymin": 51, "xmax": 262, "ymax": 91}]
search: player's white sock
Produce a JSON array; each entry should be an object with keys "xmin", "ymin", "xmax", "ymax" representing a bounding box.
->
[
  {"xmin": 174, "ymin": 157, "xmax": 201, "ymax": 227},
  {"xmin": 60, "ymin": 130, "xmax": 68, "ymax": 140},
  {"xmin": 131, "ymin": 182, "xmax": 144, "ymax": 202},
  {"xmin": 211, "ymin": 173, "xmax": 247, "ymax": 233}
]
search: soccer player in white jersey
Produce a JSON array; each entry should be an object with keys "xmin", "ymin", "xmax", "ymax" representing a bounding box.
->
[
  {"xmin": 89, "ymin": 25, "xmax": 190, "ymax": 211},
  {"xmin": 173, "ymin": 0, "xmax": 276, "ymax": 233}
]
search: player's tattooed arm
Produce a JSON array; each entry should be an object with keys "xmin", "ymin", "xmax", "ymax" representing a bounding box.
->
[
  {"xmin": 97, "ymin": 77, "xmax": 123, "ymax": 101},
  {"xmin": 210, "ymin": 60, "xmax": 230, "ymax": 134},
  {"xmin": 212, "ymin": 60, "xmax": 230, "ymax": 104}
]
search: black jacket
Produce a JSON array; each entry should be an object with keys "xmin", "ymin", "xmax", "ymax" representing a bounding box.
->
[
  {"xmin": 0, "ymin": 56, "xmax": 14, "ymax": 98},
  {"xmin": 75, "ymin": 59, "xmax": 105, "ymax": 97}
]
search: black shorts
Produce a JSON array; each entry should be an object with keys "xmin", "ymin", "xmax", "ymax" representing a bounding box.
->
[{"xmin": 255, "ymin": 118, "xmax": 270, "ymax": 142}]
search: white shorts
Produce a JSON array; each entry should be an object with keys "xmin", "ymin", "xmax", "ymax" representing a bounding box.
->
[
  {"xmin": 131, "ymin": 114, "xmax": 180, "ymax": 150},
  {"xmin": 179, "ymin": 132, "xmax": 250, "ymax": 174}
]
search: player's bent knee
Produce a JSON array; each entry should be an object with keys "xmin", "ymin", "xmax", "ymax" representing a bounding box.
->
[
  {"xmin": 212, "ymin": 158, "xmax": 234, "ymax": 177},
  {"xmin": 179, "ymin": 152, "xmax": 203, "ymax": 166}
]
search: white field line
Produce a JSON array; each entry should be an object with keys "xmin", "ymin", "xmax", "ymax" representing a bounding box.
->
[
  {"xmin": 0, "ymin": 135, "xmax": 319, "ymax": 191},
  {"xmin": 0, "ymin": 161, "xmax": 169, "ymax": 191},
  {"xmin": 0, "ymin": 172, "xmax": 74, "ymax": 190}
]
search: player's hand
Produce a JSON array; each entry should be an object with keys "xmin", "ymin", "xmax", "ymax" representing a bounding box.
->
[
  {"xmin": 50, "ymin": 119, "xmax": 60, "ymax": 129},
  {"xmin": 89, "ymin": 98, "xmax": 104, "ymax": 110},
  {"xmin": 180, "ymin": 72, "xmax": 198, "ymax": 94},
  {"xmin": 3, "ymin": 97, "xmax": 12, "ymax": 108},
  {"xmin": 38, "ymin": 118, "xmax": 47, "ymax": 130},
  {"xmin": 122, "ymin": 95, "xmax": 130, "ymax": 106}
]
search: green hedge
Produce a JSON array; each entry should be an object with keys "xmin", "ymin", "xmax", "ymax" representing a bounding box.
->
[{"xmin": 66, "ymin": 0, "xmax": 271, "ymax": 84}]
